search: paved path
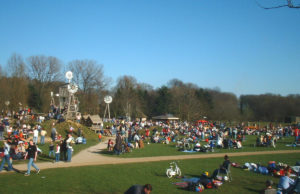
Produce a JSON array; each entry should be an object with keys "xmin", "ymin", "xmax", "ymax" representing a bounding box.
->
[{"xmin": 6, "ymin": 141, "xmax": 300, "ymax": 173}]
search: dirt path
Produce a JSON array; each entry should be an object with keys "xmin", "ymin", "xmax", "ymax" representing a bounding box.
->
[{"xmin": 7, "ymin": 141, "xmax": 300, "ymax": 173}]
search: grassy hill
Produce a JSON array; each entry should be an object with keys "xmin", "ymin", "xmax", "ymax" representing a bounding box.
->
[{"xmin": 41, "ymin": 119, "xmax": 97, "ymax": 140}]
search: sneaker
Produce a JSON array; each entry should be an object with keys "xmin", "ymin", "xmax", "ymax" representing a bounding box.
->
[
  {"xmin": 24, "ymin": 173, "xmax": 30, "ymax": 176},
  {"xmin": 37, "ymin": 169, "xmax": 40, "ymax": 174}
]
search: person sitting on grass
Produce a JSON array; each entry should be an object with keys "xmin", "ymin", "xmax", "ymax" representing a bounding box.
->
[
  {"xmin": 261, "ymin": 180, "xmax": 276, "ymax": 194},
  {"xmin": 211, "ymin": 155, "xmax": 231, "ymax": 179},
  {"xmin": 124, "ymin": 184, "xmax": 152, "ymax": 194},
  {"xmin": 278, "ymin": 171, "xmax": 295, "ymax": 194}
]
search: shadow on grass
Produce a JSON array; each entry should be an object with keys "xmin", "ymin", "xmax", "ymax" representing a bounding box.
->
[
  {"xmin": 185, "ymin": 174, "xmax": 201, "ymax": 178},
  {"xmin": 98, "ymin": 150, "xmax": 115, "ymax": 156},
  {"xmin": 177, "ymin": 187, "xmax": 191, "ymax": 192},
  {"xmin": 1, "ymin": 166, "xmax": 24, "ymax": 174},
  {"xmin": 154, "ymin": 172, "xmax": 169, "ymax": 178},
  {"xmin": 245, "ymin": 187, "xmax": 261, "ymax": 193}
]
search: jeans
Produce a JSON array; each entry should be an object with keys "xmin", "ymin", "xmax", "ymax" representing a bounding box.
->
[
  {"xmin": 67, "ymin": 148, "xmax": 72, "ymax": 162},
  {"xmin": 49, "ymin": 150, "xmax": 55, "ymax": 157},
  {"xmin": 27, "ymin": 158, "xmax": 39, "ymax": 174},
  {"xmin": 55, "ymin": 153, "xmax": 60, "ymax": 162},
  {"xmin": 51, "ymin": 133, "xmax": 56, "ymax": 142},
  {"xmin": 0, "ymin": 154, "xmax": 12, "ymax": 171},
  {"xmin": 114, "ymin": 148, "xmax": 121, "ymax": 155},
  {"xmin": 33, "ymin": 136, "xmax": 38, "ymax": 144},
  {"xmin": 61, "ymin": 150, "xmax": 67, "ymax": 161},
  {"xmin": 40, "ymin": 136, "xmax": 45, "ymax": 145}
]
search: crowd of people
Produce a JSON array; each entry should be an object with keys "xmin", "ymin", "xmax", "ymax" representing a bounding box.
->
[
  {"xmin": 101, "ymin": 119, "xmax": 300, "ymax": 155},
  {"xmin": 1, "ymin": 108, "xmax": 300, "ymax": 193},
  {"xmin": 0, "ymin": 108, "xmax": 80, "ymax": 175}
]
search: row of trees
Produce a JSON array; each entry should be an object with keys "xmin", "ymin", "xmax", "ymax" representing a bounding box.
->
[
  {"xmin": 1, "ymin": 53, "xmax": 300, "ymax": 122},
  {"xmin": 0, "ymin": 53, "xmax": 107, "ymax": 114}
]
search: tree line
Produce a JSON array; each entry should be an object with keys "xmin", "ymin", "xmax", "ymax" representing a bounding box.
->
[{"xmin": 1, "ymin": 53, "xmax": 299, "ymax": 122}]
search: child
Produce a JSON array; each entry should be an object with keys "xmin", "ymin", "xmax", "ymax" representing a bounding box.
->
[
  {"xmin": 57, "ymin": 134, "xmax": 62, "ymax": 141},
  {"xmin": 49, "ymin": 142, "xmax": 55, "ymax": 157},
  {"xmin": 107, "ymin": 139, "xmax": 113, "ymax": 151},
  {"xmin": 55, "ymin": 143, "xmax": 60, "ymax": 162},
  {"xmin": 98, "ymin": 133, "xmax": 102, "ymax": 142},
  {"xmin": 69, "ymin": 127, "xmax": 74, "ymax": 134}
]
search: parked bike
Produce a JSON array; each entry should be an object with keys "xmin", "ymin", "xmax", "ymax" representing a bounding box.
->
[{"xmin": 166, "ymin": 161, "xmax": 181, "ymax": 178}]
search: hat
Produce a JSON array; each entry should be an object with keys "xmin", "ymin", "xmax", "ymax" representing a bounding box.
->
[
  {"xmin": 202, "ymin": 171, "xmax": 209, "ymax": 177},
  {"xmin": 266, "ymin": 180, "xmax": 273, "ymax": 186}
]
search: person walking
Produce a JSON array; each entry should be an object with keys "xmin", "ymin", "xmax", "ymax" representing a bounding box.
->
[
  {"xmin": 0, "ymin": 140, "xmax": 13, "ymax": 172},
  {"xmin": 24, "ymin": 139, "xmax": 40, "ymax": 176}
]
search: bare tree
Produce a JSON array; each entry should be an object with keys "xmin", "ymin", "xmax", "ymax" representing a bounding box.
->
[
  {"xmin": 68, "ymin": 59, "xmax": 106, "ymax": 93},
  {"xmin": 27, "ymin": 55, "xmax": 62, "ymax": 83},
  {"xmin": 27, "ymin": 55, "xmax": 62, "ymax": 111},
  {"xmin": 256, "ymin": 0, "xmax": 300, "ymax": 9},
  {"xmin": 68, "ymin": 59, "xmax": 107, "ymax": 113},
  {"xmin": 7, "ymin": 53, "xmax": 27, "ymax": 78}
]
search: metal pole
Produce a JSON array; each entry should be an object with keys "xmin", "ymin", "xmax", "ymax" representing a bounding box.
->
[
  {"xmin": 108, "ymin": 103, "xmax": 110, "ymax": 120},
  {"xmin": 103, "ymin": 104, "xmax": 107, "ymax": 119}
]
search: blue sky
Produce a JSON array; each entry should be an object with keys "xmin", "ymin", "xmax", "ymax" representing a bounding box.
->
[{"xmin": 0, "ymin": 0, "xmax": 299, "ymax": 96}]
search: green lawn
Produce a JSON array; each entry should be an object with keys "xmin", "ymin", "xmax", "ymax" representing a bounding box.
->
[
  {"xmin": 1, "ymin": 153, "xmax": 299, "ymax": 194},
  {"xmin": 101, "ymin": 135, "xmax": 299, "ymax": 158}
]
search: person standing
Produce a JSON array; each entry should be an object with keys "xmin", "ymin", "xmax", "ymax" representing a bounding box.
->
[
  {"xmin": 98, "ymin": 133, "xmax": 102, "ymax": 142},
  {"xmin": 60, "ymin": 140, "xmax": 67, "ymax": 161},
  {"xmin": 66, "ymin": 134, "xmax": 74, "ymax": 162},
  {"xmin": 51, "ymin": 123, "xmax": 57, "ymax": 142},
  {"xmin": 0, "ymin": 140, "xmax": 13, "ymax": 172},
  {"xmin": 33, "ymin": 128, "xmax": 39, "ymax": 144},
  {"xmin": 49, "ymin": 142, "xmax": 55, "ymax": 158},
  {"xmin": 78, "ymin": 128, "xmax": 82, "ymax": 137},
  {"xmin": 114, "ymin": 132, "xmax": 122, "ymax": 155},
  {"xmin": 24, "ymin": 139, "xmax": 40, "ymax": 176},
  {"xmin": 40, "ymin": 128, "xmax": 47, "ymax": 145},
  {"xmin": 55, "ymin": 143, "xmax": 60, "ymax": 162},
  {"xmin": 0, "ymin": 124, "xmax": 4, "ymax": 140}
]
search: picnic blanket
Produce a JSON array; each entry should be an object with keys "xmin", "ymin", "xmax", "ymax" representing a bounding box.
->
[{"xmin": 182, "ymin": 150, "xmax": 196, "ymax": 153}]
